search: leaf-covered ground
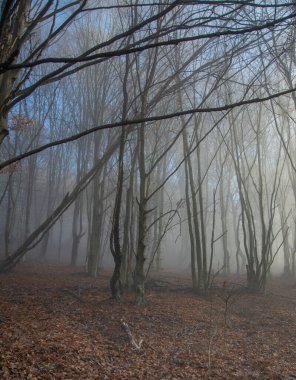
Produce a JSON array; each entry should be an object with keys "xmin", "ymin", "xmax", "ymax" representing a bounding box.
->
[{"xmin": 1, "ymin": 263, "xmax": 296, "ymax": 379}]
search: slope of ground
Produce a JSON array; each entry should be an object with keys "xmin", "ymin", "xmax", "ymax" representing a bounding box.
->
[{"xmin": 0, "ymin": 263, "xmax": 296, "ymax": 379}]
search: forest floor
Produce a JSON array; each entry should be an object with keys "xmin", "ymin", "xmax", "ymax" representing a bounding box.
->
[{"xmin": 1, "ymin": 263, "xmax": 296, "ymax": 379}]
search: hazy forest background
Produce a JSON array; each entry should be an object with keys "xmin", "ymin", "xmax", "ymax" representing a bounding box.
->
[
  {"xmin": 4, "ymin": 1, "xmax": 296, "ymax": 379},
  {"xmin": 1, "ymin": 0, "xmax": 296, "ymax": 304}
]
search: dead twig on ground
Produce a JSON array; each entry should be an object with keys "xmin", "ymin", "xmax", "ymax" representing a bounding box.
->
[
  {"xmin": 60, "ymin": 287, "xmax": 85, "ymax": 303},
  {"xmin": 121, "ymin": 319, "xmax": 143, "ymax": 350}
]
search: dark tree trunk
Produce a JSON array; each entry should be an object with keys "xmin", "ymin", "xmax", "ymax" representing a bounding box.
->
[{"xmin": 110, "ymin": 258, "xmax": 122, "ymax": 301}]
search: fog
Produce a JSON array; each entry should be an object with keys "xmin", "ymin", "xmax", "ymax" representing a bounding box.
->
[{"xmin": 1, "ymin": 1, "xmax": 296, "ymax": 303}]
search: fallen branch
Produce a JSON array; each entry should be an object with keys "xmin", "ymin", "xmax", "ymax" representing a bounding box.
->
[
  {"xmin": 121, "ymin": 319, "xmax": 143, "ymax": 350},
  {"xmin": 60, "ymin": 287, "xmax": 85, "ymax": 303}
]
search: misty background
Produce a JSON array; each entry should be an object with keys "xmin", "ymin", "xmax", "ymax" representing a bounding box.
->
[{"xmin": 1, "ymin": 1, "xmax": 296, "ymax": 301}]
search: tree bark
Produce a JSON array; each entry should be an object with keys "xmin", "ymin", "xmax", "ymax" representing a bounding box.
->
[{"xmin": 134, "ymin": 124, "xmax": 148, "ymax": 305}]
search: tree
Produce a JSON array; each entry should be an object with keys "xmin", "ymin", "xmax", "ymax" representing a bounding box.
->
[
  {"xmin": 227, "ymin": 100, "xmax": 286, "ymax": 291},
  {"xmin": 2, "ymin": 1, "xmax": 296, "ymax": 300}
]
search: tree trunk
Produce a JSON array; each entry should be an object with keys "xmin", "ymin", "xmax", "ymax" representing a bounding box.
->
[
  {"xmin": 219, "ymin": 174, "xmax": 230, "ymax": 275},
  {"xmin": 110, "ymin": 127, "xmax": 126, "ymax": 300},
  {"xmin": 0, "ymin": 0, "xmax": 30, "ymax": 146},
  {"xmin": 135, "ymin": 201, "xmax": 147, "ymax": 305},
  {"xmin": 71, "ymin": 195, "xmax": 84, "ymax": 266},
  {"xmin": 121, "ymin": 150, "xmax": 137, "ymax": 289},
  {"xmin": 134, "ymin": 124, "xmax": 148, "ymax": 305},
  {"xmin": 183, "ymin": 143, "xmax": 197, "ymax": 290},
  {"xmin": 87, "ymin": 170, "xmax": 104, "ymax": 277}
]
